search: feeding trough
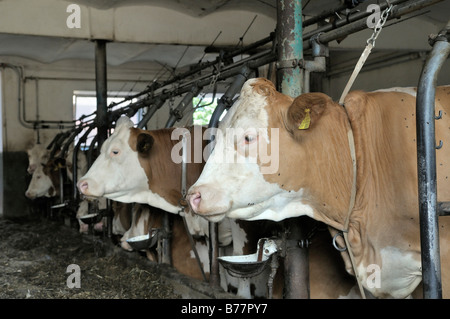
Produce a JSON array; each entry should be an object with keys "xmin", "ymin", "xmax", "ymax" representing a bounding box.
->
[
  {"xmin": 79, "ymin": 213, "xmax": 102, "ymax": 225},
  {"xmin": 218, "ymin": 238, "xmax": 278, "ymax": 277},
  {"xmin": 126, "ymin": 229, "xmax": 159, "ymax": 251},
  {"xmin": 218, "ymin": 238, "xmax": 279, "ymax": 298}
]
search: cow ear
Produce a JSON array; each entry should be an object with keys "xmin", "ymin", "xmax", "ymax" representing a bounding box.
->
[
  {"xmin": 286, "ymin": 93, "xmax": 329, "ymax": 134},
  {"xmin": 137, "ymin": 133, "xmax": 154, "ymax": 156}
]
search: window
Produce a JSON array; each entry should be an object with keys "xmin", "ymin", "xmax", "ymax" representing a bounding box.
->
[
  {"xmin": 73, "ymin": 91, "xmax": 141, "ymax": 149},
  {"xmin": 192, "ymin": 93, "xmax": 226, "ymax": 126}
]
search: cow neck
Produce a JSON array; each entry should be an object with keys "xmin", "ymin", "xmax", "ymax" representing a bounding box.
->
[
  {"xmin": 276, "ymin": 103, "xmax": 354, "ymax": 229},
  {"xmin": 142, "ymin": 129, "xmax": 183, "ymax": 207}
]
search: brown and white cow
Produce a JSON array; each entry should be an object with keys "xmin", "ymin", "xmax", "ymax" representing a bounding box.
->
[
  {"xmin": 187, "ymin": 78, "xmax": 450, "ymax": 298},
  {"xmin": 77, "ymin": 117, "xmax": 211, "ymax": 238},
  {"xmin": 26, "ymin": 142, "xmax": 50, "ymax": 174},
  {"xmin": 25, "ymin": 145, "xmax": 106, "ymax": 233}
]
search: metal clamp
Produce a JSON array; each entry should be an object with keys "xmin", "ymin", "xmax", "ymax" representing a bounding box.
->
[
  {"xmin": 276, "ymin": 58, "xmax": 303, "ymax": 70},
  {"xmin": 332, "ymin": 232, "xmax": 347, "ymax": 252}
]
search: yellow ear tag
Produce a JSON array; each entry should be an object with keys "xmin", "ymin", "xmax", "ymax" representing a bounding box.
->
[{"xmin": 298, "ymin": 108, "xmax": 311, "ymax": 130}]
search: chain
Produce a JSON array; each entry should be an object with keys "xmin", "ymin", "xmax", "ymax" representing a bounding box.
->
[{"xmin": 367, "ymin": 4, "xmax": 393, "ymax": 46}]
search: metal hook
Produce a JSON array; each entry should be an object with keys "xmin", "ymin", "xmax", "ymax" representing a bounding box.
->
[
  {"xmin": 435, "ymin": 110, "xmax": 442, "ymax": 120},
  {"xmin": 436, "ymin": 140, "xmax": 443, "ymax": 149}
]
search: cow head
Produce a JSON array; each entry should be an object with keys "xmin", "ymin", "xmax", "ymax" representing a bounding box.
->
[
  {"xmin": 77, "ymin": 117, "xmax": 189, "ymax": 214},
  {"xmin": 188, "ymin": 78, "xmax": 352, "ymax": 224},
  {"xmin": 77, "ymin": 117, "xmax": 152, "ymax": 203},
  {"xmin": 25, "ymin": 157, "xmax": 65, "ymax": 199},
  {"xmin": 26, "ymin": 143, "xmax": 50, "ymax": 174}
]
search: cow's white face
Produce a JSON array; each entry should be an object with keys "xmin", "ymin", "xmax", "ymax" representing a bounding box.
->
[
  {"xmin": 188, "ymin": 78, "xmax": 313, "ymax": 222},
  {"xmin": 27, "ymin": 144, "xmax": 49, "ymax": 174},
  {"xmin": 25, "ymin": 164, "xmax": 54, "ymax": 199},
  {"xmin": 77, "ymin": 117, "xmax": 183, "ymax": 214},
  {"xmin": 77, "ymin": 117, "xmax": 150, "ymax": 205}
]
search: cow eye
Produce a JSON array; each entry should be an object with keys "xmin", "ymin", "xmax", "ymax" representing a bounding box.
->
[
  {"xmin": 244, "ymin": 134, "xmax": 256, "ymax": 144},
  {"xmin": 111, "ymin": 149, "xmax": 120, "ymax": 156}
]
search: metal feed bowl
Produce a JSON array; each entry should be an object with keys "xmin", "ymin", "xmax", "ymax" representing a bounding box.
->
[
  {"xmin": 218, "ymin": 254, "xmax": 270, "ymax": 278},
  {"xmin": 126, "ymin": 229, "xmax": 158, "ymax": 251},
  {"xmin": 218, "ymin": 238, "xmax": 279, "ymax": 278},
  {"xmin": 79, "ymin": 213, "xmax": 102, "ymax": 225}
]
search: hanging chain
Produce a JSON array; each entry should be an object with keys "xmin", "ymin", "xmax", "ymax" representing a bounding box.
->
[{"xmin": 367, "ymin": 4, "xmax": 394, "ymax": 46}]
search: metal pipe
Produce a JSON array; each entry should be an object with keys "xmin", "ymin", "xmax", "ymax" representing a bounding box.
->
[
  {"xmin": 95, "ymin": 40, "xmax": 108, "ymax": 149},
  {"xmin": 208, "ymin": 66, "xmax": 251, "ymax": 130},
  {"xmin": 416, "ymin": 24, "xmax": 450, "ymax": 299},
  {"xmin": 137, "ymin": 98, "xmax": 165, "ymax": 129},
  {"xmin": 304, "ymin": 0, "xmax": 444, "ymax": 51},
  {"xmin": 94, "ymin": 39, "xmax": 113, "ymax": 237},
  {"xmin": 277, "ymin": 0, "xmax": 310, "ymax": 299},
  {"xmin": 165, "ymin": 85, "xmax": 202, "ymax": 128},
  {"xmin": 277, "ymin": 0, "xmax": 304, "ymax": 97}
]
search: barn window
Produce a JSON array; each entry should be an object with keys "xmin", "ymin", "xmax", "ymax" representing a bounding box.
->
[
  {"xmin": 192, "ymin": 93, "xmax": 226, "ymax": 126},
  {"xmin": 73, "ymin": 91, "xmax": 141, "ymax": 149}
]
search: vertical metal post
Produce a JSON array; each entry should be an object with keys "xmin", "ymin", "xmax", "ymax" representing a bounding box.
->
[
  {"xmin": 277, "ymin": 0, "xmax": 310, "ymax": 299},
  {"xmin": 95, "ymin": 39, "xmax": 112, "ymax": 237},
  {"xmin": 416, "ymin": 26, "xmax": 449, "ymax": 299},
  {"xmin": 277, "ymin": 0, "xmax": 303, "ymax": 97},
  {"xmin": 95, "ymin": 40, "xmax": 108, "ymax": 148}
]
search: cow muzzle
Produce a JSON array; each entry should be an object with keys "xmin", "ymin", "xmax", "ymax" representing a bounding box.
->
[
  {"xmin": 77, "ymin": 178, "xmax": 103, "ymax": 198},
  {"xmin": 187, "ymin": 185, "xmax": 231, "ymax": 222}
]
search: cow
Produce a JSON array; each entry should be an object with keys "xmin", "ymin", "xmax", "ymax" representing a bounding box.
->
[
  {"xmin": 77, "ymin": 118, "xmax": 211, "ymax": 238},
  {"xmin": 25, "ymin": 157, "xmax": 66, "ymax": 199},
  {"xmin": 26, "ymin": 142, "xmax": 50, "ymax": 174},
  {"xmin": 25, "ymin": 144, "xmax": 103, "ymax": 233},
  {"xmin": 187, "ymin": 78, "xmax": 450, "ymax": 299}
]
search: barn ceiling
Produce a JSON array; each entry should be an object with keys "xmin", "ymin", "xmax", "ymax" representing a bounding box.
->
[{"xmin": 0, "ymin": 0, "xmax": 448, "ymax": 69}]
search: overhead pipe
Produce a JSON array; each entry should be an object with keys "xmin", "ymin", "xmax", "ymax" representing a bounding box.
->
[
  {"xmin": 277, "ymin": 0, "xmax": 310, "ymax": 299},
  {"xmin": 137, "ymin": 98, "xmax": 166, "ymax": 129},
  {"xmin": 304, "ymin": 0, "xmax": 444, "ymax": 51},
  {"xmin": 165, "ymin": 85, "xmax": 202, "ymax": 128},
  {"xmin": 416, "ymin": 23, "xmax": 450, "ymax": 299},
  {"xmin": 110, "ymin": 33, "xmax": 275, "ymax": 107}
]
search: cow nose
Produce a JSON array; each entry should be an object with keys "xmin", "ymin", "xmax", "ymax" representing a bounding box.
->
[
  {"xmin": 188, "ymin": 191, "xmax": 202, "ymax": 213},
  {"xmin": 78, "ymin": 180, "xmax": 89, "ymax": 194},
  {"xmin": 25, "ymin": 190, "xmax": 34, "ymax": 199}
]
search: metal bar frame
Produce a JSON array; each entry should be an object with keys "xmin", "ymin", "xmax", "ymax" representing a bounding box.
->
[{"xmin": 416, "ymin": 24, "xmax": 450, "ymax": 299}]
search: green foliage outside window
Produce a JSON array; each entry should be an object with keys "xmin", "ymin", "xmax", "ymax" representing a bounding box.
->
[{"xmin": 192, "ymin": 97, "xmax": 218, "ymax": 126}]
